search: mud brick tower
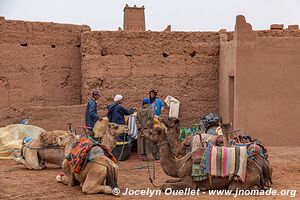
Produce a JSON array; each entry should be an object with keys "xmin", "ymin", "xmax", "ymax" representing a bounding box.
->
[{"xmin": 123, "ymin": 4, "xmax": 145, "ymax": 31}]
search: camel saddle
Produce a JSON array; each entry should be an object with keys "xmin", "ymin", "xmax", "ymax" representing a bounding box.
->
[{"xmin": 66, "ymin": 137, "xmax": 117, "ymax": 174}]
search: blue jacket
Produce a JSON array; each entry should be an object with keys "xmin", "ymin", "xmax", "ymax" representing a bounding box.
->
[
  {"xmin": 85, "ymin": 98, "xmax": 100, "ymax": 129},
  {"xmin": 152, "ymin": 98, "xmax": 165, "ymax": 116},
  {"xmin": 107, "ymin": 103, "xmax": 134, "ymax": 125}
]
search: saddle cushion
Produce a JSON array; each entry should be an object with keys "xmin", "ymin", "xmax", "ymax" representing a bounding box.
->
[{"xmin": 67, "ymin": 137, "xmax": 117, "ymax": 174}]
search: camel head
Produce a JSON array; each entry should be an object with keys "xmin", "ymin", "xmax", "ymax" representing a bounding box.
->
[
  {"xmin": 107, "ymin": 123, "xmax": 128, "ymax": 139},
  {"xmin": 159, "ymin": 116, "xmax": 180, "ymax": 128},
  {"xmin": 56, "ymin": 131, "xmax": 79, "ymax": 156},
  {"xmin": 40, "ymin": 130, "xmax": 70, "ymax": 145},
  {"xmin": 147, "ymin": 127, "xmax": 167, "ymax": 144},
  {"xmin": 56, "ymin": 131, "xmax": 77, "ymax": 147}
]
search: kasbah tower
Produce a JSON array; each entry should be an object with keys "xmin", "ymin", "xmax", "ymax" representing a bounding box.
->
[{"xmin": 123, "ymin": 4, "xmax": 146, "ymax": 31}]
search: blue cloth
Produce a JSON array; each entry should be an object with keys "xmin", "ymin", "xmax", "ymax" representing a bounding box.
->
[
  {"xmin": 152, "ymin": 98, "xmax": 165, "ymax": 116},
  {"xmin": 107, "ymin": 103, "xmax": 134, "ymax": 125},
  {"xmin": 20, "ymin": 119, "xmax": 29, "ymax": 125},
  {"xmin": 142, "ymin": 98, "xmax": 151, "ymax": 105},
  {"xmin": 23, "ymin": 136, "xmax": 32, "ymax": 143},
  {"xmin": 85, "ymin": 98, "xmax": 100, "ymax": 129}
]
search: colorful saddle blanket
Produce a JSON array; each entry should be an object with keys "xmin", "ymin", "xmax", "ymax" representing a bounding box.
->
[
  {"xmin": 191, "ymin": 134, "xmax": 208, "ymax": 181},
  {"xmin": 206, "ymin": 144, "xmax": 248, "ymax": 182},
  {"xmin": 66, "ymin": 137, "xmax": 117, "ymax": 174}
]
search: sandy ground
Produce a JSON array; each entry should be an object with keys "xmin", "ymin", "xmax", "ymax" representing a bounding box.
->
[{"xmin": 0, "ymin": 147, "xmax": 299, "ymax": 200}]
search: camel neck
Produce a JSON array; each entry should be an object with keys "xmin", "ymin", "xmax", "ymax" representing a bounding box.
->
[
  {"xmin": 166, "ymin": 127, "xmax": 181, "ymax": 146},
  {"xmin": 101, "ymin": 132, "xmax": 115, "ymax": 151},
  {"xmin": 158, "ymin": 138, "xmax": 179, "ymax": 177},
  {"xmin": 65, "ymin": 138, "xmax": 77, "ymax": 156}
]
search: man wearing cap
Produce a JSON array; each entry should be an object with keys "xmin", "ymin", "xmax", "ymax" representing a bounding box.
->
[
  {"xmin": 85, "ymin": 90, "xmax": 101, "ymax": 130},
  {"xmin": 107, "ymin": 94, "xmax": 134, "ymax": 125}
]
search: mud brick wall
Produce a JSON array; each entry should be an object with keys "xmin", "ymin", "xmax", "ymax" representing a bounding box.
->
[
  {"xmin": 0, "ymin": 19, "xmax": 89, "ymax": 126},
  {"xmin": 233, "ymin": 17, "xmax": 300, "ymax": 146},
  {"xmin": 81, "ymin": 31, "xmax": 220, "ymax": 126},
  {"xmin": 28, "ymin": 105, "xmax": 86, "ymax": 131}
]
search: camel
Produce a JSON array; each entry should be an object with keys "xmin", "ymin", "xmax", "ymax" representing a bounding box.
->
[
  {"xmin": 146, "ymin": 127, "xmax": 272, "ymax": 191},
  {"xmin": 57, "ymin": 123, "xmax": 128, "ymax": 195},
  {"xmin": 15, "ymin": 130, "xmax": 69, "ymax": 170},
  {"xmin": 160, "ymin": 116, "xmax": 244, "ymax": 158}
]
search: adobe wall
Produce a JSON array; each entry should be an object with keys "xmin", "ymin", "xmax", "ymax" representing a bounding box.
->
[
  {"xmin": 0, "ymin": 19, "xmax": 89, "ymax": 126},
  {"xmin": 28, "ymin": 105, "xmax": 86, "ymax": 131},
  {"xmin": 228, "ymin": 16, "xmax": 300, "ymax": 146},
  {"xmin": 219, "ymin": 34, "xmax": 236, "ymax": 125},
  {"xmin": 81, "ymin": 31, "xmax": 220, "ymax": 126}
]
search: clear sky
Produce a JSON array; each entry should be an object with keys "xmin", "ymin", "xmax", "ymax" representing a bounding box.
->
[{"xmin": 0, "ymin": 0, "xmax": 299, "ymax": 31}]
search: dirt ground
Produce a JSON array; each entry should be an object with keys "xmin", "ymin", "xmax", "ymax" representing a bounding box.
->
[{"xmin": 0, "ymin": 147, "xmax": 299, "ymax": 200}]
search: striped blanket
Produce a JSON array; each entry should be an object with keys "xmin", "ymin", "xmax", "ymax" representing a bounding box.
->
[
  {"xmin": 127, "ymin": 115, "xmax": 138, "ymax": 139},
  {"xmin": 201, "ymin": 133, "xmax": 221, "ymax": 144},
  {"xmin": 191, "ymin": 135, "xmax": 207, "ymax": 181},
  {"xmin": 205, "ymin": 144, "xmax": 248, "ymax": 182}
]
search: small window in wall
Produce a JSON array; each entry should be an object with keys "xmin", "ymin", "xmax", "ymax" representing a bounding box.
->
[
  {"xmin": 190, "ymin": 51, "xmax": 196, "ymax": 57},
  {"xmin": 101, "ymin": 48, "xmax": 108, "ymax": 56},
  {"xmin": 20, "ymin": 43, "xmax": 28, "ymax": 47},
  {"xmin": 51, "ymin": 45, "xmax": 56, "ymax": 48},
  {"xmin": 163, "ymin": 52, "xmax": 169, "ymax": 58}
]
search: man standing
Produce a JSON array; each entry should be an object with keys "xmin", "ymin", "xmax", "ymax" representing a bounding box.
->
[
  {"xmin": 85, "ymin": 90, "xmax": 101, "ymax": 130},
  {"xmin": 136, "ymin": 98, "xmax": 154, "ymax": 161},
  {"xmin": 149, "ymin": 90, "xmax": 165, "ymax": 116},
  {"xmin": 107, "ymin": 95, "xmax": 134, "ymax": 158},
  {"xmin": 107, "ymin": 94, "xmax": 134, "ymax": 125}
]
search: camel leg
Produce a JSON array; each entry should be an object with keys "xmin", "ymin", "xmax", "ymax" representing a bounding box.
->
[
  {"xmin": 81, "ymin": 165, "xmax": 113, "ymax": 195},
  {"xmin": 15, "ymin": 156, "xmax": 44, "ymax": 170},
  {"xmin": 15, "ymin": 158, "xmax": 34, "ymax": 170},
  {"xmin": 228, "ymin": 168, "xmax": 260, "ymax": 191},
  {"xmin": 165, "ymin": 178, "xmax": 181, "ymax": 183},
  {"xmin": 23, "ymin": 149, "xmax": 44, "ymax": 170},
  {"xmin": 60, "ymin": 160, "xmax": 76, "ymax": 186},
  {"xmin": 83, "ymin": 184, "xmax": 112, "ymax": 195},
  {"xmin": 161, "ymin": 176, "xmax": 196, "ymax": 191}
]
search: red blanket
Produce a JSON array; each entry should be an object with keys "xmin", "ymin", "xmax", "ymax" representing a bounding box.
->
[{"xmin": 67, "ymin": 137, "xmax": 116, "ymax": 174}]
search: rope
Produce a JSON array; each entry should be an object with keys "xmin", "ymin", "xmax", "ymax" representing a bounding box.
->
[
  {"xmin": 117, "ymin": 134, "xmax": 127, "ymax": 161},
  {"xmin": 22, "ymin": 143, "xmax": 63, "ymax": 150},
  {"xmin": 145, "ymin": 140, "xmax": 170, "ymax": 188},
  {"xmin": 146, "ymin": 157, "xmax": 159, "ymax": 188},
  {"xmin": 119, "ymin": 165, "xmax": 150, "ymax": 171}
]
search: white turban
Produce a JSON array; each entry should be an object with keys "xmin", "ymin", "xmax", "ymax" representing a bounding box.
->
[{"xmin": 114, "ymin": 94, "xmax": 123, "ymax": 102}]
